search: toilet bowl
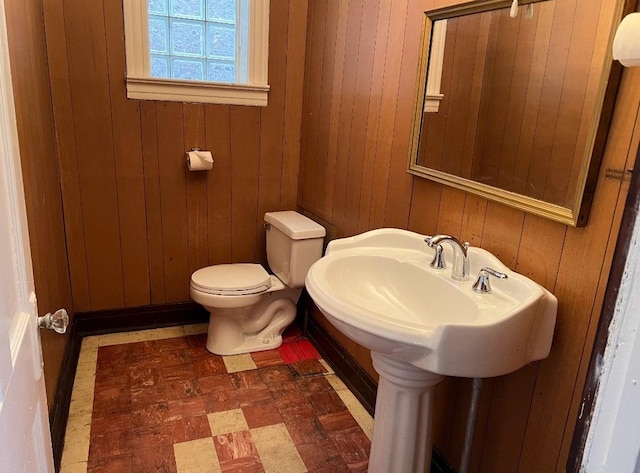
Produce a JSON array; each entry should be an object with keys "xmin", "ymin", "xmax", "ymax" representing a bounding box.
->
[{"xmin": 190, "ymin": 211, "xmax": 325, "ymax": 355}]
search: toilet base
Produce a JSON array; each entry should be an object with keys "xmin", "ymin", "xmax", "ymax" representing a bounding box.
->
[
  {"xmin": 205, "ymin": 296, "xmax": 297, "ymax": 356},
  {"xmin": 206, "ymin": 332, "xmax": 284, "ymax": 356}
]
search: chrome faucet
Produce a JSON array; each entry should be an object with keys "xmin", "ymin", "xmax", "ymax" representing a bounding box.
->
[{"xmin": 425, "ymin": 234, "xmax": 470, "ymax": 281}]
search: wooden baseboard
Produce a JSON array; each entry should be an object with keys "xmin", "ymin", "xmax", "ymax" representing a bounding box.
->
[
  {"xmin": 49, "ymin": 302, "xmax": 209, "ymax": 471},
  {"xmin": 301, "ymin": 299, "xmax": 457, "ymax": 473},
  {"xmin": 49, "ymin": 321, "xmax": 82, "ymax": 472},
  {"xmin": 72, "ymin": 301, "xmax": 209, "ymax": 335}
]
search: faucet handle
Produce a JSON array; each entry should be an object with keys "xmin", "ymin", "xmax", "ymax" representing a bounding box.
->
[
  {"xmin": 430, "ymin": 244, "xmax": 446, "ymax": 270},
  {"xmin": 472, "ymin": 267, "xmax": 508, "ymax": 294},
  {"xmin": 425, "ymin": 237, "xmax": 446, "ymax": 269}
]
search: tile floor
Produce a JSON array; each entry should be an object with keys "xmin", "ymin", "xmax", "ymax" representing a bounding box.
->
[{"xmin": 60, "ymin": 324, "xmax": 374, "ymax": 472}]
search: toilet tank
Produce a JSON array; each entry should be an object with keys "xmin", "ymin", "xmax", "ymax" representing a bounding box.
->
[{"xmin": 264, "ymin": 211, "xmax": 326, "ymax": 288}]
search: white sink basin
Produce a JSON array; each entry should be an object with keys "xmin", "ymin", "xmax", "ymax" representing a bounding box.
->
[{"xmin": 305, "ymin": 228, "xmax": 557, "ymax": 378}]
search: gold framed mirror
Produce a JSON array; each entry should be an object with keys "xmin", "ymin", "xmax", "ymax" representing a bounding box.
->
[{"xmin": 406, "ymin": 0, "xmax": 630, "ymax": 226}]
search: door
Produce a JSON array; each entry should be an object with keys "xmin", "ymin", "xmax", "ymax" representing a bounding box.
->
[{"xmin": 0, "ymin": 0, "xmax": 55, "ymax": 470}]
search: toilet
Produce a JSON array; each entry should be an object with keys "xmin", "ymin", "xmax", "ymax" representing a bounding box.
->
[{"xmin": 190, "ymin": 211, "xmax": 326, "ymax": 355}]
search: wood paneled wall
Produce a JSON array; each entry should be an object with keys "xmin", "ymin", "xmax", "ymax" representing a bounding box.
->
[
  {"xmin": 298, "ymin": 0, "xmax": 640, "ymax": 471},
  {"xmin": 41, "ymin": 0, "xmax": 308, "ymax": 312},
  {"xmin": 5, "ymin": 0, "xmax": 74, "ymax": 407}
]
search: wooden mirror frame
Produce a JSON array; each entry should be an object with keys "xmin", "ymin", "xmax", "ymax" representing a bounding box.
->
[{"xmin": 406, "ymin": 0, "xmax": 629, "ymax": 227}]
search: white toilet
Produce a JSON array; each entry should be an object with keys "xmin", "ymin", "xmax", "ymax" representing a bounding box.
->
[{"xmin": 190, "ymin": 211, "xmax": 326, "ymax": 355}]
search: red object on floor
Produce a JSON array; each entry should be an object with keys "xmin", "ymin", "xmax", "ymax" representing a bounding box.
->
[{"xmin": 278, "ymin": 339, "xmax": 320, "ymax": 364}]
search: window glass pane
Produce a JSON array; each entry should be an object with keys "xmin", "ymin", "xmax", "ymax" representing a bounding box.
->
[
  {"xmin": 148, "ymin": 0, "xmax": 238, "ymax": 84},
  {"xmin": 170, "ymin": 19, "xmax": 205, "ymax": 57},
  {"xmin": 173, "ymin": 58, "xmax": 205, "ymax": 80},
  {"xmin": 207, "ymin": 61, "xmax": 235, "ymax": 82},
  {"xmin": 149, "ymin": 16, "xmax": 169, "ymax": 53},
  {"xmin": 206, "ymin": 23, "xmax": 235, "ymax": 59},
  {"xmin": 170, "ymin": 0, "xmax": 205, "ymax": 20},
  {"xmin": 206, "ymin": 0, "xmax": 236, "ymax": 22},
  {"xmin": 149, "ymin": 0, "xmax": 168, "ymax": 16},
  {"xmin": 151, "ymin": 55, "xmax": 170, "ymax": 78}
]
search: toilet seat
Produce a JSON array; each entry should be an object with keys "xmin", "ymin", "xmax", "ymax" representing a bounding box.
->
[{"xmin": 191, "ymin": 263, "xmax": 272, "ymax": 296}]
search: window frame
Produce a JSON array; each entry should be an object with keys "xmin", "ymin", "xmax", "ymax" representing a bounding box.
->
[{"xmin": 123, "ymin": 0, "xmax": 270, "ymax": 106}]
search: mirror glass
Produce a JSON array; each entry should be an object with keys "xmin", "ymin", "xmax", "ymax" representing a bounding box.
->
[{"xmin": 407, "ymin": 0, "xmax": 625, "ymax": 226}]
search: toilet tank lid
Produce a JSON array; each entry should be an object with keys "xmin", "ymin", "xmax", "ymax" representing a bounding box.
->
[{"xmin": 264, "ymin": 211, "xmax": 326, "ymax": 240}]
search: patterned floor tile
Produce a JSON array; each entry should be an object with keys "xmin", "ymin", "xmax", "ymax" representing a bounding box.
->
[
  {"xmin": 223, "ymin": 354, "xmax": 258, "ymax": 373},
  {"xmin": 174, "ymin": 438, "xmax": 219, "ymax": 473},
  {"xmin": 213, "ymin": 430, "xmax": 262, "ymax": 472},
  {"xmin": 251, "ymin": 424, "xmax": 306, "ymax": 473},
  {"xmin": 62, "ymin": 324, "xmax": 373, "ymax": 473},
  {"xmin": 207, "ymin": 409, "xmax": 249, "ymax": 436},
  {"xmin": 172, "ymin": 415, "xmax": 213, "ymax": 443}
]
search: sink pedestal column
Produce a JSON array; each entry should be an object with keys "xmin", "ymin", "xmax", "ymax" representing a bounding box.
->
[{"xmin": 369, "ymin": 352, "xmax": 444, "ymax": 473}]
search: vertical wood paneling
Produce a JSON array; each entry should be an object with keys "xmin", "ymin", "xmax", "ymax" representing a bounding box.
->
[
  {"xmin": 314, "ymin": 0, "xmax": 339, "ymax": 221},
  {"xmin": 230, "ymin": 107, "xmax": 260, "ymax": 263},
  {"xmin": 342, "ymin": 0, "xmax": 380, "ymax": 238},
  {"xmin": 331, "ymin": 0, "xmax": 364, "ymax": 236},
  {"xmin": 104, "ymin": 0, "xmax": 150, "ymax": 307},
  {"xmin": 43, "ymin": 0, "xmax": 91, "ymax": 311},
  {"xmin": 357, "ymin": 0, "xmax": 392, "ymax": 233},
  {"xmin": 205, "ymin": 105, "xmax": 232, "ymax": 266},
  {"xmin": 300, "ymin": 0, "xmax": 327, "ymax": 213},
  {"xmin": 282, "ymin": 0, "xmax": 309, "ymax": 210},
  {"xmin": 320, "ymin": 0, "xmax": 349, "ymax": 221},
  {"xmin": 368, "ymin": 0, "xmax": 410, "ymax": 229},
  {"xmin": 140, "ymin": 102, "xmax": 166, "ymax": 304},
  {"xmin": 5, "ymin": 0, "xmax": 73, "ymax": 407},
  {"xmin": 156, "ymin": 103, "xmax": 189, "ymax": 302},
  {"xmin": 298, "ymin": 1, "xmax": 638, "ymax": 471},
  {"xmin": 256, "ymin": 0, "xmax": 288, "ymax": 265},
  {"xmin": 44, "ymin": 0, "xmax": 309, "ymax": 311},
  {"xmin": 64, "ymin": 0, "xmax": 125, "ymax": 310},
  {"xmin": 381, "ymin": 0, "xmax": 423, "ymax": 230},
  {"xmin": 384, "ymin": 4, "xmax": 422, "ymax": 227},
  {"xmin": 184, "ymin": 104, "xmax": 208, "ymax": 275}
]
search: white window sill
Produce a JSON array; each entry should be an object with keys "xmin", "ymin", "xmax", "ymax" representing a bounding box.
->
[
  {"xmin": 424, "ymin": 94, "xmax": 444, "ymax": 113},
  {"xmin": 126, "ymin": 76, "xmax": 270, "ymax": 106}
]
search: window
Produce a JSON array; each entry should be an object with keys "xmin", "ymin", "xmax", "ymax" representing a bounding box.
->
[{"xmin": 123, "ymin": 0, "xmax": 270, "ymax": 106}]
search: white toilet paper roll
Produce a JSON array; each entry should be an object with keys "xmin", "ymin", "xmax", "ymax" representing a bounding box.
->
[
  {"xmin": 187, "ymin": 150, "xmax": 214, "ymax": 171},
  {"xmin": 613, "ymin": 13, "xmax": 640, "ymax": 67}
]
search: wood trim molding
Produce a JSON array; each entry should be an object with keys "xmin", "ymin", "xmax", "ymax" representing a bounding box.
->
[
  {"xmin": 71, "ymin": 302, "xmax": 209, "ymax": 335},
  {"xmin": 49, "ymin": 321, "xmax": 82, "ymax": 472}
]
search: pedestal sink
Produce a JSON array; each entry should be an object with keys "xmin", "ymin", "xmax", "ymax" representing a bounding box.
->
[{"xmin": 305, "ymin": 229, "xmax": 557, "ymax": 472}]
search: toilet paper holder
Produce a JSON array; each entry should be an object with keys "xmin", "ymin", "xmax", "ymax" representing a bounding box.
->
[{"xmin": 186, "ymin": 148, "xmax": 214, "ymax": 171}]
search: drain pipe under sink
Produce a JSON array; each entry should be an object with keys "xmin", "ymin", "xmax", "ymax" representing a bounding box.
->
[{"xmin": 460, "ymin": 378, "xmax": 483, "ymax": 473}]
